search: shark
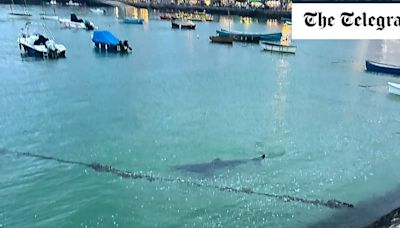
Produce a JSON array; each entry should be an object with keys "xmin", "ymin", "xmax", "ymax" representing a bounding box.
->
[{"xmin": 173, "ymin": 154, "xmax": 266, "ymax": 176}]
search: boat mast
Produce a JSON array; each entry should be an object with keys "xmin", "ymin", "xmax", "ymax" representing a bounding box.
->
[
  {"xmin": 228, "ymin": 15, "xmax": 232, "ymax": 32},
  {"xmin": 23, "ymin": 0, "xmax": 29, "ymax": 14},
  {"xmin": 10, "ymin": 0, "xmax": 14, "ymax": 14}
]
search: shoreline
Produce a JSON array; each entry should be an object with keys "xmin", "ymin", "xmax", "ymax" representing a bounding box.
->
[
  {"xmin": 0, "ymin": 0, "xmax": 291, "ymax": 18},
  {"xmin": 0, "ymin": 0, "xmax": 108, "ymax": 6},
  {"xmin": 119, "ymin": 2, "xmax": 291, "ymax": 19}
]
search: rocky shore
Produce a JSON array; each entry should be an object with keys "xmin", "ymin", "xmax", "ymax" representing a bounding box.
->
[{"xmin": 365, "ymin": 207, "xmax": 400, "ymax": 228}]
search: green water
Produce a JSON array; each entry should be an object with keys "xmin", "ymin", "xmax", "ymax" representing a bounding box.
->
[{"xmin": 0, "ymin": 4, "xmax": 400, "ymax": 228}]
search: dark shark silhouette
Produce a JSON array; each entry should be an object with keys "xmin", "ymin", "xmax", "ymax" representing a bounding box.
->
[
  {"xmin": 0, "ymin": 149, "xmax": 354, "ymax": 209},
  {"xmin": 173, "ymin": 154, "xmax": 266, "ymax": 175}
]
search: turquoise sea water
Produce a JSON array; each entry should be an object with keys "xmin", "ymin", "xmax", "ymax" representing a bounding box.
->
[{"xmin": 0, "ymin": 4, "xmax": 400, "ymax": 227}]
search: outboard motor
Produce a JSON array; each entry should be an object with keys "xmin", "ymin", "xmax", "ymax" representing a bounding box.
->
[
  {"xmin": 71, "ymin": 13, "xmax": 83, "ymax": 23},
  {"xmin": 45, "ymin": 40, "xmax": 58, "ymax": 58},
  {"xmin": 123, "ymin": 40, "xmax": 131, "ymax": 52},
  {"xmin": 84, "ymin": 20, "xmax": 94, "ymax": 30}
]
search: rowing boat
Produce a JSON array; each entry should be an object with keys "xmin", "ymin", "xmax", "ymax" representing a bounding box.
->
[
  {"xmin": 388, "ymin": 82, "xmax": 400, "ymax": 96},
  {"xmin": 366, "ymin": 60, "xmax": 400, "ymax": 76}
]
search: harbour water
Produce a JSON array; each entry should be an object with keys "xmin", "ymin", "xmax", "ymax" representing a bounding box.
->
[{"xmin": 0, "ymin": 4, "xmax": 400, "ymax": 228}]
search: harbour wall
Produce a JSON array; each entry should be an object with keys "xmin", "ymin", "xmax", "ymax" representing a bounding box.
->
[
  {"xmin": 0, "ymin": 0, "xmax": 108, "ymax": 6},
  {"xmin": 115, "ymin": 2, "xmax": 291, "ymax": 19},
  {"xmin": 1, "ymin": 0, "xmax": 291, "ymax": 18}
]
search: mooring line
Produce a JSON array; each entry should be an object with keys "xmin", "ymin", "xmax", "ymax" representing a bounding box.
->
[
  {"xmin": 358, "ymin": 84, "xmax": 383, "ymax": 88},
  {"xmin": 0, "ymin": 149, "xmax": 354, "ymax": 209}
]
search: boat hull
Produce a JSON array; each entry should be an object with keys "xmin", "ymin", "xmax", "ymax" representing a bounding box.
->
[
  {"xmin": 388, "ymin": 82, "xmax": 400, "ymax": 96},
  {"xmin": 260, "ymin": 42, "xmax": 296, "ymax": 54},
  {"xmin": 19, "ymin": 42, "xmax": 66, "ymax": 59},
  {"xmin": 93, "ymin": 42, "xmax": 131, "ymax": 53},
  {"xmin": 9, "ymin": 12, "xmax": 32, "ymax": 18},
  {"xmin": 366, "ymin": 60, "xmax": 400, "ymax": 76},
  {"xmin": 181, "ymin": 24, "xmax": 196, "ymax": 29},
  {"xmin": 281, "ymin": 17, "xmax": 291, "ymax": 23},
  {"xmin": 122, "ymin": 18, "xmax": 144, "ymax": 24},
  {"xmin": 40, "ymin": 14, "xmax": 59, "ymax": 20},
  {"xmin": 171, "ymin": 20, "xmax": 196, "ymax": 30},
  {"xmin": 216, "ymin": 29, "xmax": 281, "ymax": 43},
  {"xmin": 59, "ymin": 19, "xmax": 86, "ymax": 29},
  {"xmin": 160, "ymin": 15, "xmax": 171, "ymax": 20},
  {"xmin": 209, "ymin": 36, "xmax": 233, "ymax": 44}
]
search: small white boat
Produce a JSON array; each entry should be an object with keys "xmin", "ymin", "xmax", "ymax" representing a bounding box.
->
[
  {"xmin": 261, "ymin": 22, "xmax": 296, "ymax": 54},
  {"xmin": 171, "ymin": 19, "xmax": 196, "ymax": 29},
  {"xmin": 90, "ymin": 8, "xmax": 105, "ymax": 14},
  {"xmin": 66, "ymin": 0, "xmax": 80, "ymax": 6},
  {"xmin": 9, "ymin": 11, "xmax": 32, "ymax": 18},
  {"xmin": 18, "ymin": 22, "xmax": 66, "ymax": 58},
  {"xmin": 40, "ymin": 8, "xmax": 58, "ymax": 20},
  {"xmin": 40, "ymin": 14, "xmax": 59, "ymax": 20},
  {"xmin": 260, "ymin": 41, "xmax": 296, "ymax": 54},
  {"xmin": 9, "ymin": 0, "xmax": 31, "ymax": 18},
  {"xmin": 121, "ymin": 17, "xmax": 144, "ymax": 24},
  {"xmin": 49, "ymin": 0, "xmax": 56, "ymax": 5},
  {"xmin": 59, "ymin": 14, "xmax": 95, "ymax": 30},
  {"xmin": 388, "ymin": 82, "xmax": 400, "ymax": 96}
]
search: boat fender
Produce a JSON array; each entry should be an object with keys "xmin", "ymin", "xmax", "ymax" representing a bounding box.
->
[
  {"xmin": 84, "ymin": 20, "xmax": 94, "ymax": 30},
  {"xmin": 117, "ymin": 42, "xmax": 121, "ymax": 52},
  {"xmin": 105, "ymin": 44, "xmax": 108, "ymax": 51}
]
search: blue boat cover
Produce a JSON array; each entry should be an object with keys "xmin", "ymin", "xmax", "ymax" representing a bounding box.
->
[{"xmin": 92, "ymin": 31, "xmax": 119, "ymax": 45}]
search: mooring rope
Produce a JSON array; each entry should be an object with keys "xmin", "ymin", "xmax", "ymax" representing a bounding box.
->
[
  {"xmin": 0, "ymin": 149, "xmax": 354, "ymax": 209},
  {"xmin": 358, "ymin": 84, "xmax": 383, "ymax": 88}
]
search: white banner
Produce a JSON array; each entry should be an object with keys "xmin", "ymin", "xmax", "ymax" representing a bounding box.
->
[{"xmin": 292, "ymin": 3, "xmax": 400, "ymax": 39}]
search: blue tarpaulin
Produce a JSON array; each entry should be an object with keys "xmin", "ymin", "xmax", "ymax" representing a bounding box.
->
[{"xmin": 92, "ymin": 31, "xmax": 119, "ymax": 45}]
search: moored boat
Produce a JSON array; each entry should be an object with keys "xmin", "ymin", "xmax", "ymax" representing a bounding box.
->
[
  {"xmin": 40, "ymin": 8, "xmax": 58, "ymax": 20},
  {"xmin": 9, "ymin": 0, "xmax": 31, "ymax": 18},
  {"xmin": 260, "ymin": 41, "xmax": 296, "ymax": 54},
  {"xmin": 9, "ymin": 12, "xmax": 32, "ymax": 17},
  {"xmin": 281, "ymin": 17, "xmax": 291, "ymax": 23},
  {"xmin": 90, "ymin": 8, "xmax": 105, "ymax": 14},
  {"xmin": 160, "ymin": 14, "xmax": 172, "ymax": 20},
  {"xmin": 366, "ymin": 60, "xmax": 400, "ymax": 76},
  {"xmin": 171, "ymin": 19, "xmax": 196, "ymax": 30},
  {"xmin": 260, "ymin": 23, "xmax": 296, "ymax": 54},
  {"xmin": 216, "ymin": 29, "xmax": 281, "ymax": 43},
  {"xmin": 92, "ymin": 30, "xmax": 132, "ymax": 53},
  {"xmin": 18, "ymin": 22, "xmax": 66, "ymax": 58},
  {"xmin": 40, "ymin": 14, "xmax": 59, "ymax": 20},
  {"xmin": 209, "ymin": 35, "xmax": 233, "ymax": 44},
  {"xmin": 59, "ymin": 14, "xmax": 95, "ymax": 30},
  {"xmin": 187, "ymin": 11, "xmax": 213, "ymax": 22},
  {"xmin": 388, "ymin": 82, "xmax": 400, "ymax": 96},
  {"xmin": 66, "ymin": 0, "xmax": 80, "ymax": 6},
  {"xmin": 121, "ymin": 17, "xmax": 144, "ymax": 24}
]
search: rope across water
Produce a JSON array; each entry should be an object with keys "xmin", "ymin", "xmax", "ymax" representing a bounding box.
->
[{"xmin": 0, "ymin": 149, "xmax": 354, "ymax": 209}]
